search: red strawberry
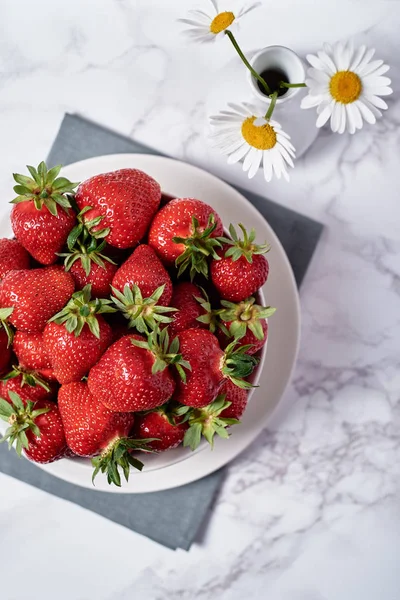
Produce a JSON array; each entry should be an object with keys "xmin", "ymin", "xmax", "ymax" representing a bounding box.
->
[
  {"xmin": 13, "ymin": 331, "xmax": 56, "ymax": 380},
  {"xmin": 0, "ymin": 307, "xmax": 14, "ymax": 374},
  {"xmin": 132, "ymin": 406, "xmax": 188, "ymax": 452},
  {"xmin": 217, "ymin": 296, "xmax": 275, "ymax": 355},
  {"xmin": 0, "ymin": 266, "xmax": 75, "ymax": 333},
  {"xmin": 112, "ymin": 244, "xmax": 172, "ymax": 305},
  {"xmin": 0, "ymin": 329, "xmax": 11, "ymax": 374},
  {"xmin": 58, "ymin": 382, "xmax": 135, "ymax": 457},
  {"xmin": 172, "ymin": 329, "xmax": 258, "ymax": 408},
  {"xmin": 0, "ymin": 367, "xmax": 56, "ymax": 405},
  {"xmin": 210, "ymin": 224, "xmax": 270, "ymax": 301},
  {"xmin": 58, "ymin": 383, "xmax": 155, "ymax": 486},
  {"xmin": 148, "ymin": 198, "xmax": 223, "ymax": 279},
  {"xmin": 168, "ymin": 282, "xmax": 208, "ymax": 337},
  {"xmin": 0, "ymin": 238, "xmax": 30, "ymax": 279},
  {"xmin": 0, "ymin": 392, "xmax": 66, "ymax": 463},
  {"xmin": 10, "ymin": 162, "xmax": 77, "ymax": 265},
  {"xmin": 69, "ymin": 259, "xmax": 118, "ymax": 299},
  {"xmin": 75, "ymin": 169, "xmax": 161, "ymax": 249},
  {"xmin": 88, "ymin": 329, "xmax": 188, "ymax": 412},
  {"xmin": 59, "ymin": 207, "xmax": 118, "ymax": 298},
  {"xmin": 179, "ymin": 389, "xmax": 243, "ymax": 451},
  {"xmin": 43, "ymin": 286, "xmax": 114, "ymax": 384},
  {"xmin": 219, "ymin": 379, "xmax": 248, "ymax": 420}
]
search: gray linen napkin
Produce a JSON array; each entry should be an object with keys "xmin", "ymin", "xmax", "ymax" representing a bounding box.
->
[{"xmin": 0, "ymin": 114, "xmax": 323, "ymax": 550}]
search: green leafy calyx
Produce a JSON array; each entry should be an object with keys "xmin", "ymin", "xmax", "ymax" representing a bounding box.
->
[
  {"xmin": 59, "ymin": 206, "xmax": 115, "ymax": 276},
  {"xmin": 219, "ymin": 223, "xmax": 271, "ymax": 263},
  {"xmin": 91, "ymin": 436, "xmax": 157, "ymax": 487},
  {"xmin": 174, "ymin": 214, "xmax": 224, "ymax": 280},
  {"xmin": 11, "ymin": 161, "xmax": 78, "ymax": 216},
  {"xmin": 194, "ymin": 287, "xmax": 219, "ymax": 333},
  {"xmin": 0, "ymin": 391, "xmax": 50, "ymax": 456},
  {"xmin": 1, "ymin": 365, "xmax": 51, "ymax": 393},
  {"xmin": 176, "ymin": 395, "xmax": 239, "ymax": 451},
  {"xmin": 221, "ymin": 340, "xmax": 259, "ymax": 389},
  {"xmin": 49, "ymin": 284, "xmax": 116, "ymax": 338},
  {"xmin": 131, "ymin": 327, "xmax": 192, "ymax": 382},
  {"xmin": 0, "ymin": 307, "xmax": 14, "ymax": 346},
  {"xmin": 111, "ymin": 284, "xmax": 176, "ymax": 335},
  {"xmin": 218, "ymin": 296, "xmax": 276, "ymax": 340}
]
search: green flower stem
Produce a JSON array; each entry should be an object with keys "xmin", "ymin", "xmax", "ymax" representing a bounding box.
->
[
  {"xmin": 265, "ymin": 91, "xmax": 278, "ymax": 120},
  {"xmin": 225, "ymin": 30, "xmax": 271, "ymax": 96},
  {"xmin": 280, "ymin": 81, "xmax": 307, "ymax": 88}
]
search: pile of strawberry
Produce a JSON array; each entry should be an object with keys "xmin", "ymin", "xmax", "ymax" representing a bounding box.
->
[{"xmin": 0, "ymin": 162, "xmax": 275, "ymax": 487}]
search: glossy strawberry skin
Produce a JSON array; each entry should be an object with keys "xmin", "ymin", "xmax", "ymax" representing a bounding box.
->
[
  {"xmin": 112, "ymin": 244, "xmax": 172, "ymax": 305},
  {"xmin": 0, "ymin": 266, "xmax": 75, "ymax": 333},
  {"xmin": 11, "ymin": 203, "xmax": 76, "ymax": 265},
  {"xmin": 168, "ymin": 282, "xmax": 207, "ymax": 337},
  {"xmin": 0, "ymin": 375, "xmax": 56, "ymax": 405},
  {"xmin": 173, "ymin": 328, "xmax": 225, "ymax": 408},
  {"xmin": 88, "ymin": 335, "xmax": 175, "ymax": 412},
  {"xmin": 13, "ymin": 331, "xmax": 56, "ymax": 379},
  {"xmin": 132, "ymin": 411, "xmax": 187, "ymax": 452},
  {"xmin": 148, "ymin": 198, "xmax": 223, "ymax": 266},
  {"xmin": 75, "ymin": 169, "xmax": 161, "ymax": 249},
  {"xmin": 43, "ymin": 317, "xmax": 113, "ymax": 384},
  {"xmin": 210, "ymin": 249, "xmax": 269, "ymax": 302},
  {"xmin": 218, "ymin": 319, "xmax": 268, "ymax": 355},
  {"xmin": 0, "ymin": 329, "xmax": 11, "ymax": 374},
  {"xmin": 58, "ymin": 382, "xmax": 135, "ymax": 457},
  {"xmin": 0, "ymin": 238, "xmax": 30, "ymax": 279},
  {"xmin": 69, "ymin": 260, "xmax": 118, "ymax": 299},
  {"xmin": 219, "ymin": 379, "xmax": 248, "ymax": 420},
  {"xmin": 24, "ymin": 400, "xmax": 67, "ymax": 464}
]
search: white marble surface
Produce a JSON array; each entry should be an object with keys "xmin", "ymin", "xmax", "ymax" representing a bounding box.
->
[{"xmin": 1, "ymin": 1, "xmax": 400, "ymax": 598}]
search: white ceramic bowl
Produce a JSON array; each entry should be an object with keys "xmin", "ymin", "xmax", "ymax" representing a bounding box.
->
[{"xmin": 0, "ymin": 154, "xmax": 301, "ymax": 493}]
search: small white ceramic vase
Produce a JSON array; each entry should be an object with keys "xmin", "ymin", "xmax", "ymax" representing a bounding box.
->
[{"xmin": 247, "ymin": 46, "xmax": 318, "ymax": 158}]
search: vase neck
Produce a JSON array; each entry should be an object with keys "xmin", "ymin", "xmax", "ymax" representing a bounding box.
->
[{"xmin": 248, "ymin": 46, "xmax": 305, "ymax": 105}]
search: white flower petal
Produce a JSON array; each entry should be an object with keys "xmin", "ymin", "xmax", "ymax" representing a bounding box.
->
[
  {"xmin": 271, "ymin": 149, "xmax": 284, "ymax": 179},
  {"xmin": 307, "ymin": 67, "xmax": 330, "ymax": 83},
  {"xmin": 345, "ymin": 104, "xmax": 356, "ymax": 134},
  {"xmin": 323, "ymin": 42, "xmax": 333, "ymax": 55},
  {"xmin": 333, "ymin": 41, "xmax": 345, "ymax": 70},
  {"xmin": 358, "ymin": 59, "xmax": 384, "ymax": 77},
  {"xmin": 365, "ymin": 63, "xmax": 390, "ymax": 77},
  {"xmin": 228, "ymin": 102, "xmax": 249, "ymax": 116},
  {"xmin": 356, "ymin": 100, "xmax": 376, "ymax": 125},
  {"xmin": 188, "ymin": 9, "xmax": 214, "ymax": 22},
  {"xmin": 243, "ymin": 146, "xmax": 258, "ymax": 173},
  {"xmin": 317, "ymin": 50, "xmax": 337, "ymax": 75},
  {"xmin": 301, "ymin": 94, "xmax": 323, "ymax": 109},
  {"xmin": 227, "ymin": 143, "xmax": 251, "ymax": 164},
  {"xmin": 262, "ymin": 152, "xmax": 273, "ymax": 182},
  {"xmin": 277, "ymin": 144, "xmax": 294, "ymax": 168},
  {"xmin": 354, "ymin": 47, "xmax": 375, "ymax": 73},
  {"xmin": 364, "ymin": 94, "xmax": 388, "ymax": 110},
  {"xmin": 337, "ymin": 103, "xmax": 346, "ymax": 134},
  {"xmin": 247, "ymin": 149, "xmax": 263, "ymax": 179},
  {"xmin": 369, "ymin": 86, "xmax": 392, "ymax": 96},
  {"xmin": 178, "ymin": 18, "xmax": 208, "ymax": 27},
  {"xmin": 349, "ymin": 45, "xmax": 366, "ymax": 71},
  {"xmin": 363, "ymin": 75, "xmax": 392, "ymax": 88},
  {"xmin": 330, "ymin": 103, "xmax": 341, "ymax": 132},
  {"xmin": 237, "ymin": 1, "xmax": 261, "ymax": 18},
  {"xmin": 278, "ymin": 135, "xmax": 296, "ymax": 156},
  {"xmin": 316, "ymin": 101, "xmax": 334, "ymax": 128},
  {"xmin": 306, "ymin": 54, "xmax": 329, "ymax": 73},
  {"xmin": 361, "ymin": 98, "xmax": 382, "ymax": 119}
]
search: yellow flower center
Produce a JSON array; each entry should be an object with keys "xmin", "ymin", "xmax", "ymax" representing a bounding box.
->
[
  {"xmin": 241, "ymin": 116, "xmax": 277, "ymax": 150},
  {"xmin": 210, "ymin": 11, "xmax": 235, "ymax": 34},
  {"xmin": 329, "ymin": 71, "xmax": 362, "ymax": 104}
]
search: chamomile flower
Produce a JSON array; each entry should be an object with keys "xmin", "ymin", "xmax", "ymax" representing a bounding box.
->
[
  {"xmin": 301, "ymin": 40, "xmax": 392, "ymax": 134},
  {"xmin": 179, "ymin": 0, "xmax": 261, "ymax": 43},
  {"xmin": 210, "ymin": 102, "xmax": 296, "ymax": 181}
]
